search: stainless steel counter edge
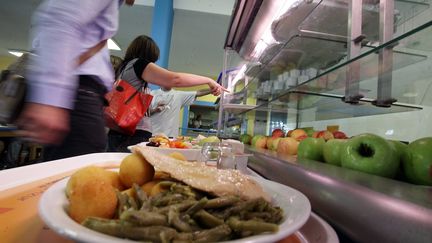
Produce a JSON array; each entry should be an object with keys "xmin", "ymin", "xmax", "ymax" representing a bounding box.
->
[{"xmin": 245, "ymin": 146, "xmax": 432, "ymax": 243}]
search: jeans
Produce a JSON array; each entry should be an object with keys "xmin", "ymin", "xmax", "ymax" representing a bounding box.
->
[
  {"xmin": 43, "ymin": 75, "xmax": 107, "ymax": 161},
  {"xmin": 107, "ymin": 129, "xmax": 152, "ymax": 152}
]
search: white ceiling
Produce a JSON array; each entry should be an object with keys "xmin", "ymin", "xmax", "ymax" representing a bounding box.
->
[{"xmin": 0, "ymin": 0, "xmax": 236, "ymax": 78}]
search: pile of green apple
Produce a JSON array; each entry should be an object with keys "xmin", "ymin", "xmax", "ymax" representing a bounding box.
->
[{"xmin": 297, "ymin": 134, "xmax": 432, "ymax": 186}]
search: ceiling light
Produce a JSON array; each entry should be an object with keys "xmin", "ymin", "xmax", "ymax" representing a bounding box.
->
[
  {"xmin": 8, "ymin": 50, "xmax": 24, "ymax": 57},
  {"xmin": 108, "ymin": 39, "xmax": 121, "ymax": 51}
]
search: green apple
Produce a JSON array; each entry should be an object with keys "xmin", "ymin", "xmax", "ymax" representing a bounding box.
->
[
  {"xmin": 388, "ymin": 139, "xmax": 408, "ymax": 180},
  {"xmin": 300, "ymin": 127, "xmax": 314, "ymax": 136},
  {"xmin": 297, "ymin": 137, "xmax": 325, "ymax": 161},
  {"xmin": 239, "ymin": 134, "xmax": 252, "ymax": 144},
  {"xmin": 388, "ymin": 139, "xmax": 408, "ymax": 161},
  {"xmin": 323, "ymin": 139, "xmax": 347, "ymax": 166},
  {"xmin": 402, "ymin": 137, "xmax": 432, "ymax": 186},
  {"xmin": 251, "ymin": 135, "xmax": 264, "ymax": 147},
  {"xmin": 340, "ymin": 133, "xmax": 399, "ymax": 178}
]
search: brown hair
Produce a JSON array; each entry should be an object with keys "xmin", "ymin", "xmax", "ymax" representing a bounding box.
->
[
  {"xmin": 109, "ymin": 55, "xmax": 123, "ymax": 74},
  {"xmin": 117, "ymin": 35, "xmax": 160, "ymax": 78},
  {"xmin": 123, "ymin": 35, "xmax": 159, "ymax": 63}
]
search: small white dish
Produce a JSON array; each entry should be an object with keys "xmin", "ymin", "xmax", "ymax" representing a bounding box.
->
[
  {"xmin": 39, "ymin": 176, "xmax": 311, "ymax": 243},
  {"xmin": 295, "ymin": 212, "xmax": 339, "ymax": 243},
  {"xmin": 132, "ymin": 142, "xmax": 202, "ymax": 161}
]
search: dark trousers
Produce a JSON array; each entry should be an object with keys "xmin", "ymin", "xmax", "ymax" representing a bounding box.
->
[
  {"xmin": 107, "ymin": 129, "xmax": 152, "ymax": 152},
  {"xmin": 43, "ymin": 75, "xmax": 107, "ymax": 161}
]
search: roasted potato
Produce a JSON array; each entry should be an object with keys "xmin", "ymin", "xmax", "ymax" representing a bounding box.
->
[{"xmin": 119, "ymin": 153, "xmax": 155, "ymax": 188}]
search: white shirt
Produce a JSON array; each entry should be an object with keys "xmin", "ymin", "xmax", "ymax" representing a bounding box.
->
[{"xmin": 150, "ymin": 89, "xmax": 196, "ymax": 137}]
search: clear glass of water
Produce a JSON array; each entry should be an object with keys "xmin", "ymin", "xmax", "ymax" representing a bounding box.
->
[
  {"xmin": 200, "ymin": 142, "xmax": 221, "ymax": 166},
  {"xmin": 217, "ymin": 143, "xmax": 235, "ymax": 170}
]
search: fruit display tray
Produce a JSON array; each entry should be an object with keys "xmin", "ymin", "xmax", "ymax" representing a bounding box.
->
[{"xmin": 245, "ymin": 146, "xmax": 432, "ymax": 243}]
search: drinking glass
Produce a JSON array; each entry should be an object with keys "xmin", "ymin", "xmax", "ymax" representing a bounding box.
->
[
  {"xmin": 217, "ymin": 143, "xmax": 235, "ymax": 170},
  {"xmin": 200, "ymin": 142, "xmax": 221, "ymax": 166}
]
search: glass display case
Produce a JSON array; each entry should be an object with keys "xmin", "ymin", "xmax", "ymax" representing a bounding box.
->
[
  {"xmin": 219, "ymin": 0, "xmax": 431, "ymax": 140},
  {"xmin": 218, "ymin": 0, "xmax": 432, "ymax": 242}
]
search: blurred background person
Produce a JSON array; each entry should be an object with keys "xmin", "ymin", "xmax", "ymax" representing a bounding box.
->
[
  {"xmin": 110, "ymin": 55, "xmax": 124, "ymax": 75},
  {"xmin": 17, "ymin": 0, "xmax": 137, "ymax": 161},
  {"xmin": 150, "ymin": 88, "xmax": 213, "ymax": 138},
  {"xmin": 107, "ymin": 35, "xmax": 226, "ymax": 152},
  {"xmin": 192, "ymin": 113, "xmax": 202, "ymax": 129}
]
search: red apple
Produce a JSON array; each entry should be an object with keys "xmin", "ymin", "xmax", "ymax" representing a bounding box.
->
[
  {"xmin": 277, "ymin": 137, "xmax": 299, "ymax": 155},
  {"xmin": 272, "ymin": 128, "xmax": 285, "ymax": 138},
  {"xmin": 266, "ymin": 137, "xmax": 276, "ymax": 150},
  {"xmin": 333, "ymin": 131, "xmax": 348, "ymax": 139},
  {"xmin": 286, "ymin": 130, "xmax": 293, "ymax": 137},
  {"xmin": 271, "ymin": 137, "xmax": 282, "ymax": 151},
  {"xmin": 296, "ymin": 134, "xmax": 308, "ymax": 141},
  {"xmin": 290, "ymin": 129, "xmax": 307, "ymax": 141},
  {"xmin": 315, "ymin": 130, "xmax": 334, "ymax": 141}
]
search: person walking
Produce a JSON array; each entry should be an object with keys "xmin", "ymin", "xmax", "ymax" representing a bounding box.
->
[{"xmin": 17, "ymin": 1, "xmax": 226, "ymax": 160}]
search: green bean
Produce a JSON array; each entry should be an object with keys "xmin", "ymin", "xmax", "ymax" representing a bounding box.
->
[
  {"xmin": 156, "ymin": 200, "xmax": 196, "ymax": 214},
  {"xmin": 168, "ymin": 207, "xmax": 193, "ymax": 232},
  {"xmin": 193, "ymin": 209, "xmax": 224, "ymax": 228},
  {"xmin": 133, "ymin": 183, "xmax": 148, "ymax": 207},
  {"xmin": 243, "ymin": 212, "xmax": 272, "ymax": 221},
  {"xmin": 185, "ymin": 197, "xmax": 207, "ymax": 216},
  {"xmin": 120, "ymin": 225, "xmax": 177, "ymax": 242},
  {"xmin": 269, "ymin": 206, "xmax": 284, "ymax": 223},
  {"xmin": 193, "ymin": 224, "xmax": 232, "ymax": 242},
  {"xmin": 219, "ymin": 198, "xmax": 260, "ymax": 219},
  {"xmin": 160, "ymin": 230, "xmax": 174, "ymax": 243},
  {"xmin": 227, "ymin": 217, "xmax": 278, "ymax": 233},
  {"xmin": 127, "ymin": 195, "xmax": 138, "ymax": 210},
  {"xmin": 82, "ymin": 217, "xmax": 125, "ymax": 237},
  {"xmin": 170, "ymin": 183, "xmax": 197, "ymax": 198},
  {"xmin": 254, "ymin": 197, "xmax": 269, "ymax": 212},
  {"xmin": 204, "ymin": 196, "xmax": 240, "ymax": 209},
  {"xmin": 153, "ymin": 193, "xmax": 185, "ymax": 207},
  {"xmin": 120, "ymin": 210, "xmax": 167, "ymax": 226},
  {"xmin": 116, "ymin": 190, "xmax": 129, "ymax": 216},
  {"xmin": 174, "ymin": 232, "xmax": 194, "ymax": 241},
  {"xmin": 158, "ymin": 181, "xmax": 176, "ymax": 188}
]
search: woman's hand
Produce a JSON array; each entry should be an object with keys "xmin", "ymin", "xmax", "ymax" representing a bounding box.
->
[
  {"xmin": 16, "ymin": 103, "xmax": 70, "ymax": 145},
  {"xmin": 208, "ymin": 80, "xmax": 229, "ymax": 96}
]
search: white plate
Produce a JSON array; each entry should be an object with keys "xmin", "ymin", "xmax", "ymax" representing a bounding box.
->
[
  {"xmin": 132, "ymin": 142, "xmax": 202, "ymax": 161},
  {"xmin": 39, "ymin": 175, "xmax": 311, "ymax": 243}
]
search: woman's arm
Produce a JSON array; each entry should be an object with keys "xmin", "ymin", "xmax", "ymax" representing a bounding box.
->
[{"xmin": 141, "ymin": 63, "xmax": 227, "ymax": 95}]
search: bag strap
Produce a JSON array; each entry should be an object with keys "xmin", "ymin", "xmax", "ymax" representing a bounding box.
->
[{"xmin": 77, "ymin": 39, "xmax": 107, "ymax": 66}]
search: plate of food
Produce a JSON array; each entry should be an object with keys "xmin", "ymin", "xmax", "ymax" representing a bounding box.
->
[
  {"xmin": 135, "ymin": 134, "xmax": 222, "ymax": 161},
  {"xmin": 39, "ymin": 147, "xmax": 311, "ymax": 243}
]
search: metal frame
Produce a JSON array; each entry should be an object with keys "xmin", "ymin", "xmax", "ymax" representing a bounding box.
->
[
  {"xmin": 344, "ymin": 0, "xmax": 364, "ymax": 104},
  {"xmin": 373, "ymin": 0, "xmax": 397, "ymax": 107}
]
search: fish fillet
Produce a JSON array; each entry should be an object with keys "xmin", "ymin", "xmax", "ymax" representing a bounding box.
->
[{"xmin": 132, "ymin": 146, "xmax": 270, "ymax": 201}]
